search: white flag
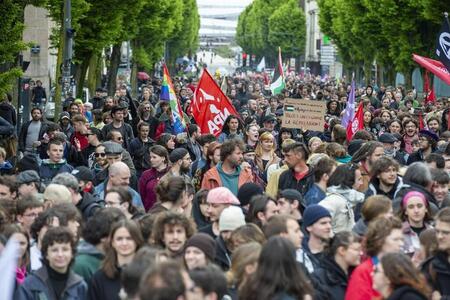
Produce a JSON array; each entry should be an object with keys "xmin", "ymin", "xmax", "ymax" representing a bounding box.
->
[{"xmin": 0, "ymin": 239, "xmax": 19, "ymax": 300}]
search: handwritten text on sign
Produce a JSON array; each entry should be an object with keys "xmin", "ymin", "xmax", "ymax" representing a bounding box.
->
[{"xmin": 281, "ymin": 98, "xmax": 326, "ymax": 131}]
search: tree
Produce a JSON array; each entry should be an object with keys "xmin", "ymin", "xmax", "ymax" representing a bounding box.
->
[
  {"xmin": 0, "ymin": 0, "xmax": 28, "ymax": 97},
  {"xmin": 166, "ymin": 0, "xmax": 200, "ymax": 67},
  {"xmin": 268, "ymin": 0, "xmax": 306, "ymax": 58}
]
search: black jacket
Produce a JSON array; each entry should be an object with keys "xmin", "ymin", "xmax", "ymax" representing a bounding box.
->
[
  {"xmin": 90, "ymin": 96, "xmax": 105, "ymax": 110},
  {"xmin": 421, "ymin": 251, "xmax": 450, "ymax": 297},
  {"xmin": 311, "ymin": 256, "xmax": 349, "ymax": 300},
  {"xmin": 76, "ymin": 192, "xmax": 104, "ymax": 221},
  {"xmin": 0, "ymin": 101, "xmax": 16, "ymax": 126},
  {"xmin": 386, "ymin": 285, "xmax": 427, "ymax": 300},
  {"xmin": 128, "ymin": 137, "xmax": 154, "ymax": 175},
  {"xmin": 88, "ymin": 269, "xmax": 121, "ymax": 300},
  {"xmin": 215, "ymin": 235, "xmax": 231, "ymax": 271},
  {"xmin": 278, "ymin": 168, "xmax": 315, "ymax": 196}
]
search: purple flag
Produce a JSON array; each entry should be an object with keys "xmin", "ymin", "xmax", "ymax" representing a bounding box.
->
[{"xmin": 341, "ymin": 80, "xmax": 356, "ymax": 129}]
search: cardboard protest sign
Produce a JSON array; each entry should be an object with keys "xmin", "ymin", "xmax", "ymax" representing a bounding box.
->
[{"xmin": 282, "ymin": 98, "xmax": 326, "ymax": 131}]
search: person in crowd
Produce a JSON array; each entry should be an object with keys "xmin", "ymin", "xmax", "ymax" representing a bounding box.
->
[
  {"xmin": 94, "ymin": 161, "xmax": 143, "ymax": 208},
  {"xmin": 278, "ymin": 142, "xmax": 314, "ymax": 195},
  {"xmin": 345, "ymin": 217, "xmax": 404, "ymax": 300},
  {"xmin": 19, "ymin": 107, "xmax": 48, "ymax": 156},
  {"xmin": 73, "ymin": 208, "xmax": 125, "ymax": 282},
  {"xmin": 218, "ymin": 115, "xmax": 244, "ymax": 143},
  {"xmin": 89, "ymin": 220, "xmax": 143, "ymax": 300},
  {"xmin": 397, "ymin": 191, "xmax": 433, "ymax": 257},
  {"xmin": 105, "ymin": 187, "xmax": 143, "ymax": 220},
  {"xmin": 351, "ymin": 141, "xmax": 384, "ymax": 193},
  {"xmin": 201, "ymin": 138, "xmax": 253, "ymax": 195},
  {"xmin": 407, "ymin": 130, "xmax": 439, "ymax": 165},
  {"xmin": 254, "ymin": 131, "xmax": 280, "ymax": 182},
  {"xmin": 189, "ymin": 265, "xmax": 229, "ymax": 300},
  {"xmin": 3, "ymin": 224, "xmax": 31, "ymax": 284},
  {"xmin": 39, "ymin": 138, "xmax": 74, "ymax": 184},
  {"xmin": 431, "ymin": 169, "xmax": 450, "ymax": 208},
  {"xmin": 277, "ymin": 189, "xmax": 303, "ymax": 222},
  {"xmin": 160, "ymin": 147, "xmax": 192, "ymax": 183},
  {"xmin": 248, "ymin": 195, "xmax": 279, "ymax": 229},
  {"xmin": 150, "ymin": 175, "xmax": 189, "ymax": 215},
  {"xmin": 318, "ymin": 163, "xmax": 365, "ymax": 233},
  {"xmin": 366, "ymin": 156, "xmax": 403, "ymax": 199},
  {"xmin": 16, "ymin": 196, "xmax": 44, "ymax": 235},
  {"xmin": 352, "ymin": 195, "xmax": 393, "ymax": 236},
  {"xmin": 193, "ymin": 141, "xmax": 221, "ymax": 190},
  {"xmin": 16, "ymin": 227, "xmax": 87, "ymax": 300},
  {"xmin": 138, "ymin": 145, "xmax": 170, "ymax": 211},
  {"xmin": 304, "ymin": 156, "xmax": 337, "ymax": 206},
  {"xmin": 312, "ymin": 231, "xmax": 362, "ymax": 300},
  {"xmin": 302, "ymin": 204, "xmax": 333, "ymax": 271},
  {"xmin": 101, "ymin": 105, "xmax": 134, "ymax": 150},
  {"xmin": 379, "ymin": 132, "xmax": 407, "ymax": 165},
  {"xmin": 373, "ymin": 252, "xmax": 431, "ymax": 300},
  {"xmin": 215, "ymin": 205, "xmax": 246, "ymax": 270},
  {"xmin": 421, "ymin": 207, "xmax": 450, "ymax": 298},
  {"xmin": 244, "ymin": 124, "xmax": 259, "ymax": 147},
  {"xmin": 190, "ymin": 133, "xmax": 217, "ymax": 177},
  {"xmin": 394, "ymin": 162, "xmax": 439, "ymax": 214},
  {"xmin": 184, "ymin": 232, "xmax": 216, "ymax": 270},
  {"xmin": 16, "ymin": 170, "xmax": 43, "ymax": 199},
  {"xmin": 402, "ymin": 119, "xmax": 419, "ymax": 155},
  {"xmin": 239, "ymin": 236, "xmax": 313, "ymax": 300},
  {"xmin": 151, "ymin": 211, "xmax": 195, "ymax": 258},
  {"xmin": 227, "ymin": 242, "xmax": 261, "ymax": 299},
  {"xmin": 128, "ymin": 122, "xmax": 154, "ymax": 177}
]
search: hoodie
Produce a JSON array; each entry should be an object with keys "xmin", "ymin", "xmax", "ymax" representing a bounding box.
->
[
  {"xmin": 72, "ymin": 240, "xmax": 104, "ymax": 283},
  {"xmin": 319, "ymin": 186, "xmax": 365, "ymax": 233}
]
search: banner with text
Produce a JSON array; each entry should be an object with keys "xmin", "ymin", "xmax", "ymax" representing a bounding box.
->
[{"xmin": 282, "ymin": 98, "xmax": 326, "ymax": 131}]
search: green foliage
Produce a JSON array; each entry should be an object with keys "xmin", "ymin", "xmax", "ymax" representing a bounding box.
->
[
  {"xmin": 268, "ymin": 0, "xmax": 306, "ymax": 58},
  {"xmin": 236, "ymin": 0, "xmax": 304, "ymax": 61},
  {"xmin": 317, "ymin": 0, "xmax": 442, "ymax": 84},
  {"xmin": 166, "ymin": 0, "xmax": 200, "ymax": 63},
  {"xmin": 0, "ymin": 0, "xmax": 28, "ymax": 95}
]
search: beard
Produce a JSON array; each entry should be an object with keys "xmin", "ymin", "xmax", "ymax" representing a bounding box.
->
[{"xmin": 180, "ymin": 165, "xmax": 191, "ymax": 174}]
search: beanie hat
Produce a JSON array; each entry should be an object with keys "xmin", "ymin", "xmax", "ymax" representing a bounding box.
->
[
  {"xmin": 237, "ymin": 183, "xmax": 263, "ymax": 207},
  {"xmin": 184, "ymin": 233, "xmax": 216, "ymax": 261},
  {"xmin": 219, "ymin": 206, "xmax": 246, "ymax": 231},
  {"xmin": 419, "ymin": 129, "xmax": 439, "ymax": 142},
  {"xmin": 303, "ymin": 204, "xmax": 331, "ymax": 228},
  {"xmin": 402, "ymin": 191, "xmax": 427, "ymax": 208},
  {"xmin": 207, "ymin": 187, "xmax": 240, "ymax": 205},
  {"xmin": 348, "ymin": 139, "xmax": 365, "ymax": 157},
  {"xmin": 58, "ymin": 111, "xmax": 71, "ymax": 120},
  {"xmin": 17, "ymin": 170, "xmax": 40, "ymax": 185},
  {"xmin": 169, "ymin": 148, "xmax": 189, "ymax": 163}
]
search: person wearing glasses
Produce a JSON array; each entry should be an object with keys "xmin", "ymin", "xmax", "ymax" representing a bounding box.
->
[{"xmin": 77, "ymin": 127, "xmax": 103, "ymax": 168}]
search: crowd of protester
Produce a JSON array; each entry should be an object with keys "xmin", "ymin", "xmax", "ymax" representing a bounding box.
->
[{"xmin": 0, "ymin": 72, "xmax": 449, "ymax": 299}]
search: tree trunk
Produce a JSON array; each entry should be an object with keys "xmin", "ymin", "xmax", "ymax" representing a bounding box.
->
[
  {"xmin": 130, "ymin": 40, "xmax": 138, "ymax": 98},
  {"xmin": 87, "ymin": 53, "xmax": 98, "ymax": 98},
  {"xmin": 76, "ymin": 56, "xmax": 90, "ymax": 99},
  {"xmin": 107, "ymin": 43, "xmax": 121, "ymax": 96},
  {"xmin": 54, "ymin": 25, "xmax": 65, "ymax": 118},
  {"xmin": 404, "ymin": 68, "xmax": 413, "ymax": 89},
  {"xmin": 96, "ymin": 53, "xmax": 103, "ymax": 88},
  {"xmin": 363, "ymin": 60, "xmax": 371, "ymax": 86}
]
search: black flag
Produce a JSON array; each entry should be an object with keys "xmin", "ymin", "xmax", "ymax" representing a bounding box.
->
[{"xmin": 436, "ymin": 13, "xmax": 450, "ymax": 73}]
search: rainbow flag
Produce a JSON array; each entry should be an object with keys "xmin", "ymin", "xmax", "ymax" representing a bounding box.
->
[{"xmin": 160, "ymin": 64, "xmax": 186, "ymax": 134}]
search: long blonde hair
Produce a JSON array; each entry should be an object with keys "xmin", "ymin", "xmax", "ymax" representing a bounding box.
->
[{"xmin": 255, "ymin": 131, "xmax": 275, "ymax": 158}]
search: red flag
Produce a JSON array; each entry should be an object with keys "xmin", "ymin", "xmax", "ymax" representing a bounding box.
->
[
  {"xmin": 346, "ymin": 102, "xmax": 364, "ymax": 141},
  {"xmin": 192, "ymin": 69, "xmax": 239, "ymax": 136},
  {"xmin": 424, "ymin": 71, "xmax": 436, "ymax": 104},
  {"xmin": 413, "ymin": 54, "xmax": 450, "ymax": 85}
]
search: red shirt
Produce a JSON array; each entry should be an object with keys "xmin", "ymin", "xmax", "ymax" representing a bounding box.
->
[
  {"xmin": 345, "ymin": 258, "xmax": 381, "ymax": 300},
  {"xmin": 71, "ymin": 131, "xmax": 89, "ymax": 150}
]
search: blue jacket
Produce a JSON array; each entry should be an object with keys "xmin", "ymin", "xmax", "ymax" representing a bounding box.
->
[
  {"xmin": 39, "ymin": 159, "xmax": 74, "ymax": 185},
  {"xmin": 304, "ymin": 183, "xmax": 326, "ymax": 206},
  {"xmin": 15, "ymin": 265, "xmax": 87, "ymax": 300},
  {"xmin": 94, "ymin": 180, "xmax": 144, "ymax": 209}
]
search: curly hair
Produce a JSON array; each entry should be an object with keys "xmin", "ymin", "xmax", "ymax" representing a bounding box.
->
[{"xmin": 151, "ymin": 211, "xmax": 196, "ymax": 249}]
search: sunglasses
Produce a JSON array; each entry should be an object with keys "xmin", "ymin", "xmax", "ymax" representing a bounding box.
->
[{"xmin": 94, "ymin": 153, "xmax": 106, "ymax": 157}]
